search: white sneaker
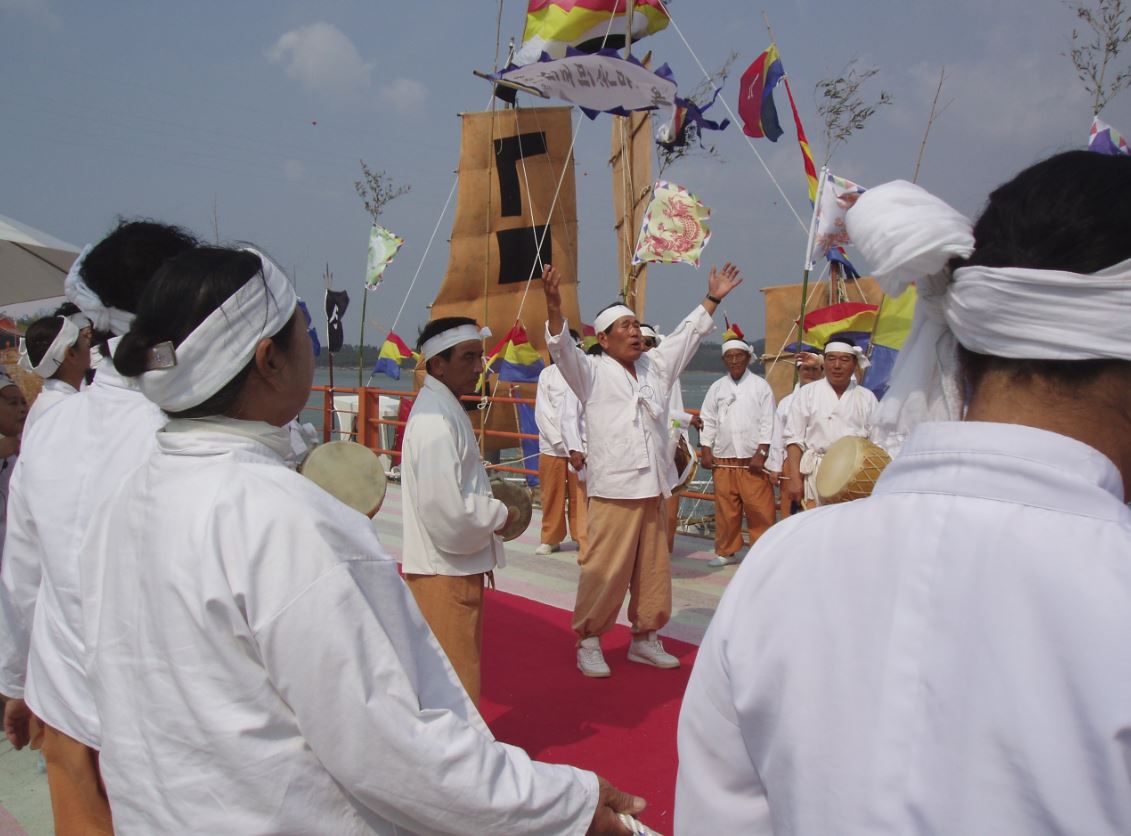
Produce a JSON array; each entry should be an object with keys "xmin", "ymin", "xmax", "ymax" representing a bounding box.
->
[
  {"xmin": 707, "ymin": 553, "xmax": 740, "ymax": 567},
  {"xmin": 627, "ymin": 632, "xmax": 680, "ymax": 669},
  {"xmin": 577, "ymin": 637, "xmax": 611, "ymax": 677},
  {"xmin": 535, "ymin": 542, "xmax": 559, "ymax": 555}
]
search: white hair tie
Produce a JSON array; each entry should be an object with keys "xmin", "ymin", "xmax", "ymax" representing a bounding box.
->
[
  {"xmin": 594, "ymin": 305, "xmax": 635, "ymax": 334},
  {"xmin": 421, "ymin": 324, "xmax": 491, "ymax": 362},
  {"xmin": 721, "ymin": 339, "xmax": 751, "ymax": 356},
  {"xmin": 17, "ymin": 316, "xmax": 82, "ymax": 378},
  {"xmin": 63, "ymin": 243, "xmax": 137, "ymax": 336},
  {"xmin": 136, "ymin": 249, "xmax": 297, "ymax": 412}
]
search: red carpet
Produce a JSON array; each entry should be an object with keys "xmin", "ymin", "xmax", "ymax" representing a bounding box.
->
[{"xmin": 480, "ymin": 590, "xmax": 697, "ymax": 835}]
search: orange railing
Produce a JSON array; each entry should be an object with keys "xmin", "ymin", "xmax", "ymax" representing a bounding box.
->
[{"xmin": 304, "ymin": 386, "xmax": 785, "ymax": 514}]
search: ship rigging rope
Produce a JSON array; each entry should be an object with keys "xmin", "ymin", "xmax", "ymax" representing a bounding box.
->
[{"xmin": 662, "ymin": 8, "xmax": 809, "ymax": 235}]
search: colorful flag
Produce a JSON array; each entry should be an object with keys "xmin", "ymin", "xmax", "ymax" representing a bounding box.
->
[
  {"xmin": 370, "ymin": 332, "xmax": 417, "ymax": 381},
  {"xmin": 1088, "ymin": 116, "xmax": 1130, "ymax": 155},
  {"xmin": 795, "ymin": 301, "xmax": 878, "ymax": 352},
  {"xmin": 863, "ymin": 285, "xmax": 917, "ymax": 398},
  {"xmin": 514, "ymin": 0, "xmax": 670, "ymax": 66},
  {"xmin": 485, "ymin": 322, "xmax": 547, "ymax": 487},
  {"xmin": 633, "ymin": 180, "xmax": 711, "ymax": 267},
  {"xmin": 737, "ymin": 45, "xmax": 784, "ymax": 141},
  {"xmin": 783, "ymin": 77, "xmax": 819, "ymax": 203},
  {"xmin": 826, "ymin": 247, "xmax": 860, "ymax": 280},
  {"xmin": 656, "ymin": 86, "xmax": 730, "ymax": 150},
  {"xmin": 485, "ymin": 322, "xmax": 547, "ymax": 383},
  {"xmin": 811, "ymin": 172, "xmax": 866, "ymax": 262},
  {"xmin": 365, "ymin": 225, "xmax": 405, "ymax": 290},
  {"xmin": 324, "ymin": 289, "xmax": 349, "ymax": 353},
  {"xmin": 722, "ymin": 318, "xmax": 745, "ymax": 342}
]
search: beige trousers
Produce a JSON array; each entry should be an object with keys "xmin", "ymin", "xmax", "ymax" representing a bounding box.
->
[
  {"xmin": 41, "ymin": 725, "xmax": 113, "ymax": 836},
  {"xmin": 538, "ymin": 454, "xmax": 588, "ymax": 553},
  {"xmin": 712, "ymin": 458, "xmax": 777, "ymax": 556},
  {"xmin": 572, "ymin": 496, "xmax": 670, "ymax": 641},
  {"xmin": 404, "ymin": 573, "xmax": 486, "ymax": 705}
]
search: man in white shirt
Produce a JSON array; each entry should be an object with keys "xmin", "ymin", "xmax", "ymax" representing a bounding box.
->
[
  {"xmin": 782, "ymin": 337, "xmax": 877, "ymax": 509},
  {"xmin": 767, "ymin": 352, "xmax": 823, "ymax": 518},
  {"xmin": 401, "ymin": 316, "xmax": 515, "ymax": 706},
  {"xmin": 676, "ymin": 151, "xmax": 1131, "ymax": 835},
  {"xmin": 698, "ymin": 339, "xmax": 776, "ymax": 567},
  {"xmin": 18, "ymin": 310, "xmax": 92, "ymax": 431},
  {"xmin": 535, "ymin": 330, "xmax": 588, "ymax": 556},
  {"xmin": 542, "ymin": 261, "xmax": 742, "ymax": 678},
  {"xmin": 0, "ymin": 220, "xmax": 199, "ymax": 836}
]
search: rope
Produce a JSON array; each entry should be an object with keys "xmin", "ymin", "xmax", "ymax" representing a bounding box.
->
[{"xmin": 662, "ymin": 9, "xmax": 808, "ymax": 234}]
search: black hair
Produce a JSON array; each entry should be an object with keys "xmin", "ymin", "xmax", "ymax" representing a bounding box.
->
[
  {"xmin": 417, "ymin": 316, "xmax": 478, "ymax": 369},
  {"xmin": 80, "ymin": 219, "xmax": 200, "ymax": 314},
  {"xmin": 51, "ymin": 302, "xmax": 82, "ymax": 318},
  {"xmin": 586, "ymin": 342, "xmax": 604, "ymax": 356},
  {"xmin": 568, "ymin": 328, "xmax": 580, "ymax": 341},
  {"xmin": 114, "ymin": 246, "xmax": 297, "ymax": 418},
  {"xmin": 23, "ymin": 316, "xmax": 68, "ymax": 368},
  {"xmin": 953, "ymin": 151, "xmax": 1131, "ymax": 392}
]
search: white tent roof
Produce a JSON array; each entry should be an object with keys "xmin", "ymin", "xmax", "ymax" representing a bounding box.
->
[{"xmin": 0, "ymin": 213, "xmax": 80, "ymax": 307}]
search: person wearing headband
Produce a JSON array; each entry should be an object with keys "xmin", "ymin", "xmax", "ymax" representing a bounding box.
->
[
  {"xmin": 82, "ymin": 249, "xmax": 641, "ymax": 834},
  {"xmin": 535, "ymin": 329, "xmax": 589, "ymax": 557},
  {"xmin": 676, "ymin": 151, "xmax": 1131, "ymax": 835},
  {"xmin": 640, "ymin": 326, "xmax": 702, "ymax": 552},
  {"xmin": 400, "ymin": 316, "xmax": 513, "ymax": 707},
  {"xmin": 542, "ymin": 260, "xmax": 743, "ymax": 678},
  {"xmin": 698, "ymin": 339, "xmax": 777, "ymax": 567},
  {"xmin": 0, "ymin": 219, "xmax": 197, "ymax": 836},
  {"xmin": 781, "ymin": 335, "xmax": 877, "ymax": 510},
  {"xmin": 766, "ymin": 352, "xmax": 823, "ymax": 517},
  {"xmin": 18, "ymin": 310, "xmax": 92, "ymax": 431}
]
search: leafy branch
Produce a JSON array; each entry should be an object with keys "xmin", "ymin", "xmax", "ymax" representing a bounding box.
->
[
  {"xmin": 814, "ymin": 58, "xmax": 893, "ymax": 167},
  {"xmin": 1065, "ymin": 0, "xmax": 1131, "ymax": 114},
  {"xmin": 656, "ymin": 51, "xmax": 737, "ymax": 177},
  {"xmin": 354, "ymin": 160, "xmax": 410, "ymax": 223}
]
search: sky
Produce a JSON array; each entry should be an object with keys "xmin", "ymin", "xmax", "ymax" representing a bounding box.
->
[{"xmin": 3, "ymin": 0, "xmax": 1128, "ymax": 345}]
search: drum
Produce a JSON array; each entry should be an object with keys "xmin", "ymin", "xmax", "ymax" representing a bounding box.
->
[
  {"xmin": 672, "ymin": 435, "xmax": 698, "ymax": 494},
  {"xmin": 490, "ymin": 478, "xmax": 533, "ymax": 541},
  {"xmin": 298, "ymin": 441, "xmax": 388, "ymax": 518},
  {"xmin": 814, "ymin": 436, "xmax": 892, "ymax": 504}
]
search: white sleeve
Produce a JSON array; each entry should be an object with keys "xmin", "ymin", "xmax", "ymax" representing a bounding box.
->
[
  {"xmin": 648, "ymin": 306, "xmax": 715, "ymax": 396},
  {"xmin": 259, "ymin": 560, "xmax": 599, "ymax": 835},
  {"xmin": 534, "ymin": 372, "xmax": 564, "ymax": 452},
  {"xmin": 0, "ymin": 470, "xmax": 41, "ymax": 698},
  {"xmin": 408, "ymin": 414, "xmax": 507, "ymax": 555},
  {"xmin": 675, "ymin": 622, "xmax": 773, "ymax": 835},
  {"xmin": 699, "ymin": 381, "xmax": 720, "ymax": 449},
  {"xmin": 560, "ymin": 392, "xmax": 585, "ymax": 454},
  {"xmin": 782, "ymin": 388, "xmax": 809, "ymax": 451},
  {"xmin": 545, "ymin": 320, "xmax": 597, "ymax": 404},
  {"xmin": 766, "ymin": 404, "xmax": 786, "ymax": 472},
  {"xmin": 755, "ymin": 382, "xmax": 776, "ymax": 448}
]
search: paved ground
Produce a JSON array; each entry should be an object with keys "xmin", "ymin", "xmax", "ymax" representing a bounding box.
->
[{"xmin": 0, "ymin": 482, "xmax": 735, "ymax": 831}]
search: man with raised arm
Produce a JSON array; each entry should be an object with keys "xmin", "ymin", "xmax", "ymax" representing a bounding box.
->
[{"xmin": 542, "ymin": 262, "xmax": 742, "ymax": 678}]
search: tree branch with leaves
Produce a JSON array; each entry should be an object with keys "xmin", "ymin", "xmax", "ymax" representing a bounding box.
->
[
  {"xmin": 354, "ymin": 160, "xmax": 410, "ymax": 223},
  {"xmin": 1065, "ymin": 0, "xmax": 1131, "ymax": 115},
  {"xmin": 815, "ymin": 58, "xmax": 893, "ymax": 167}
]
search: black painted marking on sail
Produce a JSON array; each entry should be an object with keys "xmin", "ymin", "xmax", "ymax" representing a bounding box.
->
[
  {"xmin": 497, "ymin": 225, "xmax": 552, "ymax": 285},
  {"xmin": 493, "ymin": 132, "xmax": 548, "ymax": 217}
]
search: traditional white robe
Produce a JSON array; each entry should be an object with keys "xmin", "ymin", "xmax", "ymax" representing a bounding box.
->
[
  {"xmin": 782, "ymin": 377, "xmax": 877, "ymax": 501},
  {"xmin": 536, "ymin": 364, "xmax": 572, "ymax": 457},
  {"xmin": 401, "ymin": 375, "xmax": 507, "ymax": 576},
  {"xmin": 699, "ymin": 370, "xmax": 776, "ymax": 459},
  {"xmin": 23, "ymin": 378, "xmax": 78, "ymax": 433},
  {"xmin": 0, "ymin": 353, "xmax": 164, "ymax": 747},
  {"xmin": 766, "ymin": 386, "xmax": 799, "ymax": 473},
  {"xmin": 81, "ymin": 421, "xmax": 597, "ymax": 835},
  {"xmin": 0, "ymin": 450, "xmax": 15, "ymax": 566},
  {"xmin": 546, "ymin": 306, "xmax": 714, "ymax": 499},
  {"xmin": 676, "ymin": 421, "xmax": 1131, "ymax": 835}
]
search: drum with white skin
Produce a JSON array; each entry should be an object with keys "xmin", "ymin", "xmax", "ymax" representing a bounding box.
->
[
  {"xmin": 298, "ymin": 440, "xmax": 388, "ymax": 518},
  {"xmin": 814, "ymin": 436, "xmax": 892, "ymax": 504}
]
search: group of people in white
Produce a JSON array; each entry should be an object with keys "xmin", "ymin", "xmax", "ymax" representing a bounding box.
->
[{"xmin": 0, "ymin": 148, "xmax": 1128, "ymax": 835}]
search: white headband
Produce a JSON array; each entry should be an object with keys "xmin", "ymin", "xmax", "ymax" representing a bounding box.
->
[
  {"xmin": 17, "ymin": 315, "xmax": 84, "ymax": 378},
  {"xmin": 640, "ymin": 324, "xmax": 659, "ymax": 341},
  {"xmin": 64, "ymin": 243, "xmax": 137, "ymax": 336},
  {"xmin": 0, "ymin": 371, "xmax": 15, "ymax": 392},
  {"xmin": 594, "ymin": 305, "xmax": 636, "ymax": 334},
  {"xmin": 421, "ymin": 324, "xmax": 491, "ymax": 362},
  {"xmin": 823, "ymin": 341, "xmax": 870, "ymax": 370},
  {"xmin": 136, "ymin": 249, "xmax": 298, "ymax": 412},
  {"xmin": 847, "ymin": 179, "xmax": 1131, "ymax": 453},
  {"xmin": 721, "ymin": 339, "xmax": 751, "ymax": 356}
]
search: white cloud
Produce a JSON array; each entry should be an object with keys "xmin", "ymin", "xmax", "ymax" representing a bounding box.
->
[
  {"xmin": 0, "ymin": 0, "xmax": 60, "ymax": 27},
  {"xmin": 266, "ymin": 22, "xmax": 372, "ymax": 97},
  {"xmin": 379, "ymin": 78, "xmax": 428, "ymax": 114},
  {"xmin": 283, "ymin": 159, "xmax": 305, "ymax": 181}
]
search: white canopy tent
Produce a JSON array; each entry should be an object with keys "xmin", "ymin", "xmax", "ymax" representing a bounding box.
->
[{"xmin": 0, "ymin": 213, "xmax": 79, "ymax": 307}]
